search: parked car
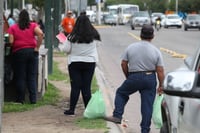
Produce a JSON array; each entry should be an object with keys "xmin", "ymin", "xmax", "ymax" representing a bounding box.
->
[
  {"xmin": 160, "ymin": 46, "xmax": 200, "ymax": 133},
  {"xmin": 103, "ymin": 14, "xmax": 117, "ymax": 26},
  {"xmin": 130, "ymin": 11, "xmax": 151, "ymax": 30},
  {"xmin": 183, "ymin": 14, "xmax": 200, "ymax": 31},
  {"xmin": 163, "ymin": 14, "xmax": 182, "ymax": 28},
  {"xmin": 151, "ymin": 12, "xmax": 165, "ymax": 25}
]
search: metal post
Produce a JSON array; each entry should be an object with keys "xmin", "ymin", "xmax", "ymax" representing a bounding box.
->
[
  {"xmin": 78, "ymin": 0, "xmax": 81, "ymax": 16},
  {"xmin": 45, "ymin": 0, "xmax": 53, "ymax": 74},
  {"xmin": 175, "ymin": 0, "xmax": 178, "ymax": 13},
  {"xmin": 53, "ymin": 0, "xmax": 61, "ymax": 48},
  {"xmin": 10, "ymin": 0, "xmax": 14, "ymax": 15},
  {"xmin": 97, "ymin": 0, "xmax": 101, "ymax": 25},
  {"xmin": 0, "ymin": 0, "xmax": 4, "ymax": 132},
  {"xmin": 22, "ymin": 0, "xmax": 25, "ymax": 9}
]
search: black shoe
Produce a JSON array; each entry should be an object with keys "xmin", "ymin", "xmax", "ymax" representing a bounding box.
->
[
  {"xmin": 64, "ymin": 110, "xmax": 75, "ymax": 116},
  {"xmin": 104, "ymin": 116, "xmax": 121, "ymax": 124}
]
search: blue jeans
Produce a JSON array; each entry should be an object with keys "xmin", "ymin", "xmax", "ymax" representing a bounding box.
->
[
  {"xmin": 68, "ymin": 62, "xmax": 96, "ymax": 111},
  {"xmin": 113, "ymin": 72, "xmax": 157, "ymax": 133},
  {"xmin": 12, "ymin": 48, "xmax": 38, "ymax": 103}
]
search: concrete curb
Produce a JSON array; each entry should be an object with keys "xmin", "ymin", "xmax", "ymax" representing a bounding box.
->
[{"xmin": 95, "ymin": 66, "xmax": 126, "ymax": 133}]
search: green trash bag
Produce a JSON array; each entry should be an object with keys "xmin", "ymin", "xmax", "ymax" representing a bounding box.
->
[
  {"xmin": 152, "ymin": 94, "xmax": 163, "ymax": 129},
  {"xmin": 84, "ymin": 90, "xmax": 105, "ymax": 119}
]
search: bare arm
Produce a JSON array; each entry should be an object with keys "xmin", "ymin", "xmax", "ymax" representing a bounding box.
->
[
  {"xmin": 34, "ymin": 26, "xmax": 44, "ymax": 51},
  {"xmin": 9, "ymin": 34, "xmax": 14, "ymax": 44},
  {"xmin": 156, "ymin": 66, "xmax": 165, "ymax": 94},
  {"xmin": 121, "ymin": 60, "xmax": 129, "ymax": 78}
]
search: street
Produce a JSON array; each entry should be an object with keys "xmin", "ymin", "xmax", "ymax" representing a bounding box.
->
[{"xmin": 96, "ymin": 25, "xmax": 200, "ymax": 133}]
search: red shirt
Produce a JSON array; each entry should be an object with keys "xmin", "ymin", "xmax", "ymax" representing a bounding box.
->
[{"xmin": 8, "ymin": 22, "xmax": 38, "ymax": 53}]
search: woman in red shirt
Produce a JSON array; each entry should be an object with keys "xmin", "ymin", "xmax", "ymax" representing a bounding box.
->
[{"xmin": 8, "ymin": 9, "xmax": 44, "ymax": 104}]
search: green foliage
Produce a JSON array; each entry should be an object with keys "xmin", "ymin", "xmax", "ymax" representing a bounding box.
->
[
  {"xmin": 179, "ymin": 0, "xmax": 200, "ymax": 13},
  {"xmin": 105, "ymin": 0, "xmax": 200, "ymax": 13},
  {"xmin": 48, "ymin": 61, "xmax": 68, "ymax": 81}
]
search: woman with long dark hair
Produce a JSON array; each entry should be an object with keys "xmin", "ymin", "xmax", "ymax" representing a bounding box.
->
[
  {"xmin": 64, "ymin": 14, "xmax": 101, "ymax": 115},
  {"xmin": 8, "ymin": 9, "xmax": 44, "ymax": 104}
]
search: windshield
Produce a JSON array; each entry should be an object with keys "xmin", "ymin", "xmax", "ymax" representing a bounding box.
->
[
  {"xmin": 187, "ymin": 15, "xmax": 200, "ymax": 20},
  {"xmin": 109, "ymin": 9, "xmax": 117, "ymax": 15},
  {"xmin": 134, "ymin": 12, "xmax": 149, "ymax": 17},
  {"xmin": 168, "ymin": 15, "xmax": 180, "ymax": 19}
]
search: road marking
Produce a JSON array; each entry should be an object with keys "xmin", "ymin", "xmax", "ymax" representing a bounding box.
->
[
  {"xmin": 128, "ymin": 32, "xmax": 141, "ymax": 40},
  {"xmin": 160, "ymin": 47, "xmax": 187, "ymax": 59},
  {"xmin": 127, "ymin": 32, "xmax": 187, "ymax": 59}
]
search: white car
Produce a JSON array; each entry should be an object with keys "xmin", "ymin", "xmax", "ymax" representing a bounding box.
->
[
  {"xmin": 161, "ymin": 46, "xmax": 200, "ymax": 133},
  {"xmin": 163, "ymin": 14, "xmax": 182, "ymax": 28}
]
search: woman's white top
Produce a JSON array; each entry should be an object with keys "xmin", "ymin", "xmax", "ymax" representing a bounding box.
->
[{"xmin": 67, "ymin": 41, "xmax": 98, "ymax": 65}]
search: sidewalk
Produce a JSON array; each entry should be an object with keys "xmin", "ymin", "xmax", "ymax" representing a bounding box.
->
[{"xmin": 2, "ymin": 55, "xmax": 121, "ymax": 133}]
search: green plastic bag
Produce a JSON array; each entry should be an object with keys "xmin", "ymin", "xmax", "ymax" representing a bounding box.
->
[
  {"xmin": 152, "ymin": 94, "xmax": 163, "ymax": 129},
  {"xmin": 84, "ymin": 90, "xmax": 105, "ymax": 119}
]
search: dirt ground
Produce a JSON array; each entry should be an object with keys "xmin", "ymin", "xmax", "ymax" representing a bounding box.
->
[{"xmin": 2, "ymin": 56, "xmax": 106, "ymax": 133}]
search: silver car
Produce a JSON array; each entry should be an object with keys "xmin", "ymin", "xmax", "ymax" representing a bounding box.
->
[
  {"xmin": 130, "ymin": 11, "xmax": 151, "ymax": 30},
  {"xmin": 183, "ymin": 14, "xmax": 200, "ymax": 31},
  {"xmin": 161, "ymin": 46, "xmax": 200, "ymax": 133},
  {"xmin": 103, "ymin": 14, "xmax": 117, "ymax": 26}
]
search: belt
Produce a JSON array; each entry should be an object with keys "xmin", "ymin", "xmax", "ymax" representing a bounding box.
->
[{"xmin": 129, "ymin": 70, "xmax": 155, "ymax": 75}]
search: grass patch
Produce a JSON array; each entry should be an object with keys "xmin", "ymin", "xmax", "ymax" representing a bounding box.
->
[
  {"xmin": 75, "ymin": 117, "xmax": 107, "ymax": 129},
  {"xmin": 48, "ymin": 61, "xmax": 67, "ymax": 81},
  {"xmin": 3, "ymin": 82, "xmax": 60, "ymax": 113}
]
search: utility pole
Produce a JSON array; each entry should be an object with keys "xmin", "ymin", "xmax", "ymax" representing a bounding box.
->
[
  {"xmin": 53, "ymin": 0, "xmax": 61, "ymax": 48},
  {"xmin": 97, "ymin": 0, "xmax": 101, "ymax": 25},
  {"xmin": 0, "ymin": 0, "xmax": 4, "ymax": 132},
  {"xmin": 175, "ymin": 0, "xmax": 178, "ymax": 13},
  {"xmin": 45, "ymin": 0, "xmax": 53, "ymax": 74}
]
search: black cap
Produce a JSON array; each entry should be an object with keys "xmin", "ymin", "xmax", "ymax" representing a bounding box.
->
[{"xmin": 140, "ymin": 24, "xmax": 154, "ymax": 39}]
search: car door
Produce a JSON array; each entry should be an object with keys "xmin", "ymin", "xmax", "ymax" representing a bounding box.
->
[
  {"xmin": 178, "ymin": 53, "xmax": 200, "ymax": 133},
  {"xmin": 177, "ymin": 98, "xmax": 200, "ymax": 133}
]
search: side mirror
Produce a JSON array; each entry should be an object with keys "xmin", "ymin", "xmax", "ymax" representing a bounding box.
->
[{"xmin": 163, "ymin": 71, "xmax": 200, "ymax": 98}]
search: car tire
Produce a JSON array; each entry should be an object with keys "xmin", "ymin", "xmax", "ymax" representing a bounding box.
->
[
  {"xmin": 160, "ymin": 121, "xmax": 169, "ymax": 133},
  {"xmin": 184, "ymin": 27, "xmax": 188, "ymax": 31}
]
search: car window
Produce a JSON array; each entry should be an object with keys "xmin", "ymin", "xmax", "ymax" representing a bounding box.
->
[
  {"xmin": 187, "ymin": 15, "xmax": 200, "ymax": 20},
  {"xmin": 167, "ymin": 15, "xmax": 180, "ymax": 19},
  {"xmin": 134, "ymin": 12, "xmax": 149, "ymax": 17}
]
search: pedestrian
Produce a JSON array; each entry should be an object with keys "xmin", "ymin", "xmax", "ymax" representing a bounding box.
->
[
  {"xmin": 7, "ymin": 9, "xmax": 44, "ymax": 104},
  {"xmin": 63, "ymin": 14, "xmax": 101, "ymax": 115},
  {"xmin": 7, "ymin": 14, "xmax": 16, "ymax": 26},
  {"xmin": 104, "ymin": 24, "xmax": 165, "ymax": 133},
  {"xmin": 61, "ymin": 10, "xmax": 75, "ymax": 36}
]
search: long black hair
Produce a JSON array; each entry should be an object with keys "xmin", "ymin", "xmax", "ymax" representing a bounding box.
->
[
  {"xmin": 18, "ymin": 9, "xmax": 30, "ymax": 30},
  {"xmin": 68, "ymin": 14, "xmax": 101, "ymax": 43}
]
